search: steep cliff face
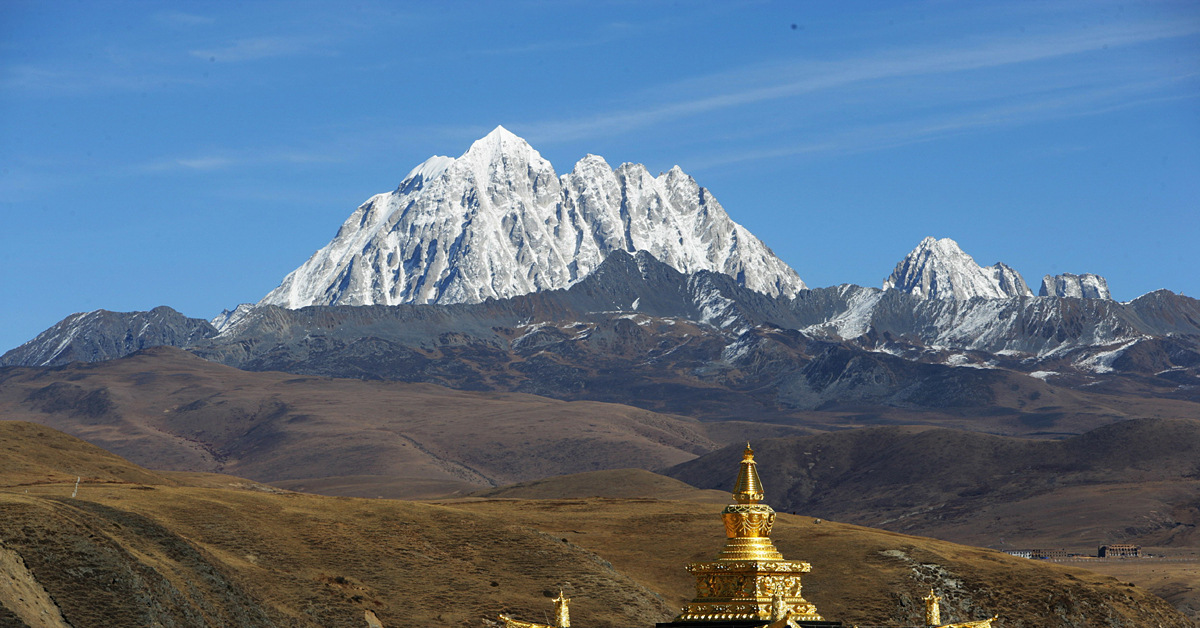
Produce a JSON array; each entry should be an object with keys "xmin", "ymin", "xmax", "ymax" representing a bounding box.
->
[{"xmin": 258, "ymin": 126, "xmax": 804, "ymax": 310}]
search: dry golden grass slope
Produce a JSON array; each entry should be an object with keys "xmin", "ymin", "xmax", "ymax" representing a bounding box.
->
[{"xmin": 0, "ymin": 422, "xmax": 1194, "ymax": 628}]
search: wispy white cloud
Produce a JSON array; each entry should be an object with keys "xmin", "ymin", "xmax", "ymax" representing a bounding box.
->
[
  {"xmin": 472, "ymin": 19, "xmax": 650, "ymax": 56},
  {"xmin": 0, "ymin": 64, "xmax": 202, "ymax": 94},
  {"xmin": 686, "ymin": 74, "xmax": 1200, "ymax": 170},
  {"xmin": 175, "ymin": 157, "xmax": 235, "ymax": 170},
  {"xmin": 519, "ymin": 19, "xmax": 1200, "ymax": 145},
  {"xmin": 189, "ymin": 36, "xmax": 329, "ymax": 62},
  {"xmin": 141, "ymin": 149, "xmax": 342, "ymax": 173}
]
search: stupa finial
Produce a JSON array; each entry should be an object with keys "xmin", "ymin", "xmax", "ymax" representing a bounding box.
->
[{"xmin": 732, "ymin": 442, "xmax": 765, "ymax": 504}]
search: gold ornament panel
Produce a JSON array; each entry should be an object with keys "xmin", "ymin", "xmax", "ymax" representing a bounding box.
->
[{"xmin": 721, "ymin": 504, "xmax": 776, "ymax": 538}]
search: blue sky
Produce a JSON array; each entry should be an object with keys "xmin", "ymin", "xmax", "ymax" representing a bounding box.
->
[{"xmin": 2, "ymin": 1, "xmax": 1198, "ymax": 353}]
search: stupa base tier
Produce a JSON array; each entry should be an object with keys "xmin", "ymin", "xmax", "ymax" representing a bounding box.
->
[
  {"xmin": 715, "ymin": 537, "xmax": 784, "ymax": 561},
  {"xmin": 685, "ymin": 560, "xmax": 812, "ymax": 574},
  {"xmin": 678, "ymin": 560, "xmax": 821, "ymax": 623},
  {"xmin": 662, "ymin": 621, "xmax": 842, "ymax": 628},
  {"xmin": 675, "ymin": 599, "xmax": 822, "ymax": 622}
]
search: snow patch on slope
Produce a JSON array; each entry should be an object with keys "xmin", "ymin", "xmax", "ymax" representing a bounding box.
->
[{"xmin": 1078, "ymin": 338, "xmax": 1143, "ymax": 373}]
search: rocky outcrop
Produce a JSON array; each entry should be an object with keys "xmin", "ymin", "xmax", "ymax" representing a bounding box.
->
[{"xmin": 1039, "ymin": 273, "xmax": 1112, "ymax": 299}]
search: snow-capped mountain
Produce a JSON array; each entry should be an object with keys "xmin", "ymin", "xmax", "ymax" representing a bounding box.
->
[
  {"xmin": 259, "ymin": 126, "xmax": 805, "ymax": 310},
  {"xmin": 0, "ymin": 306, "xmax": 217, "ymax": 367},
  {"xmin": 882, "ymin": 237, "xmax": 1033, "ymax": 300},
  {"xmin": 1040, "ymin": 273, "xmax": 1112, "ymax": 299}
]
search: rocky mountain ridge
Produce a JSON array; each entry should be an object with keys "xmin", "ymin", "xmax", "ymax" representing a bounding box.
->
[
  {"xmin": 6, "ymin": 251, "xmax": 1198, "ymax": 433},
  {"xmin": 259, "ymin": 126, "xmax": 805, "ymax": 310}
]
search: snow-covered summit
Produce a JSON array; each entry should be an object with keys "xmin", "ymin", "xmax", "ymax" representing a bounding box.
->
[
  {"xmin": 259, "ymin": 127, "xmax": 805, "ymax": 309},
  {"xmin": 882, "ymin": 237, "xmax": 1033, "ymax": 300}
]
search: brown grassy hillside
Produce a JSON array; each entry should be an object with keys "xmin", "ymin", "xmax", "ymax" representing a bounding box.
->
[
  {"xmin": 0, "ymin": 423, "xmax": 1193, "ymax": 628},
  {"xmin": 469, "ymin": 468, "xmax": 728, "ymax": 502},
  {"xmin": 0, "ymin": 348, "xmax": 805, "ymax": 498}
]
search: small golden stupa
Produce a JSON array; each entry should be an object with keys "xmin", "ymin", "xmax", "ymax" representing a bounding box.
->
[{"xmin": 671, "ymin": 444, "xmax": 825, "ymax": 625}]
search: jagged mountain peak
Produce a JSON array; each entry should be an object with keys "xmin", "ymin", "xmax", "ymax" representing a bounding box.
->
[
  {"xmin": 461, "ymin": 125, "xmax": 543, "ymax": 164},
  {"xmin": 258, "ymin": 128, "xmax": 805, "ymax": 310},
  {"xmin": 912, "ymin": 236, "xmax": 970, "ymax": 261},
  {"xmin": 883, "ymin": 237, "xmax": 1032, "ymax": 300},
  {"xmin": 1040, "ymin": 273, "xmax": 1112, "ymax": 299},
  {"xmin": 575, "ymin": 153, "xmax": 610, "ymax": 166}
]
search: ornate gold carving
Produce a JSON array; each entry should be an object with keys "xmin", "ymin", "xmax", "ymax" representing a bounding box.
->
[
  {"xmin": 770, "ymin": 593, "xmax": 790, "ymax": 621},
  {"xmin": 722, "ymin": 504, "xmax": 776, "ymax": 538}
]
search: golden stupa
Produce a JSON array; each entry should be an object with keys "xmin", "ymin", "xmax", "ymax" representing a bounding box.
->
[
  {"xmin": 493, "ymin": 443, "xmax": 998, "ymax": 628},
  {"xmin": 671, "ymin": 443, "xmax": 824, "ymax": 625}
]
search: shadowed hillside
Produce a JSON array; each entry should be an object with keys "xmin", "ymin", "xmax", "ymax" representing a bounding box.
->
[{"xmin": 665, "ymin": 419, "xmax": 1200, "ymax": 550}]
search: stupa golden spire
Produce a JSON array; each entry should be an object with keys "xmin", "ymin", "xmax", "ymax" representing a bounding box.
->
[{"xmin": 673, "ymin": 444, "xmax": 823, "ymax": 623}]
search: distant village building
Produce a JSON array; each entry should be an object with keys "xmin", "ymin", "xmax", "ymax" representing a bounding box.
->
[
  {"xmin": 1098, "ymin": 544, "xmax": 1141, "ymax": 558},
  {"xmin": 1006, "ymin": 549, "xmax": 1072, "ymax": 559}
]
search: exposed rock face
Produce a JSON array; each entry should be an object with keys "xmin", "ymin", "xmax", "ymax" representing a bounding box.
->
[
  {"xmin": 883, "ymin": 237, "xmax": 1033, "ymax": 300},
  {"xmin": 258, "ymin": 126, "xmax": 804, "ymax": 310},
  {"xmin": 1039, "ymin": 273, "xmax": 1112, "ymax": 299},
  {"xmin": 0, "ymin": 306, "xmax": 217, "ymax": 368}
]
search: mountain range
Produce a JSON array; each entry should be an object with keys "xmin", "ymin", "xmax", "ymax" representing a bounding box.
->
[{"xmin": 4, "ymin": 128, "xmax": 1199, "ymax": 427}]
